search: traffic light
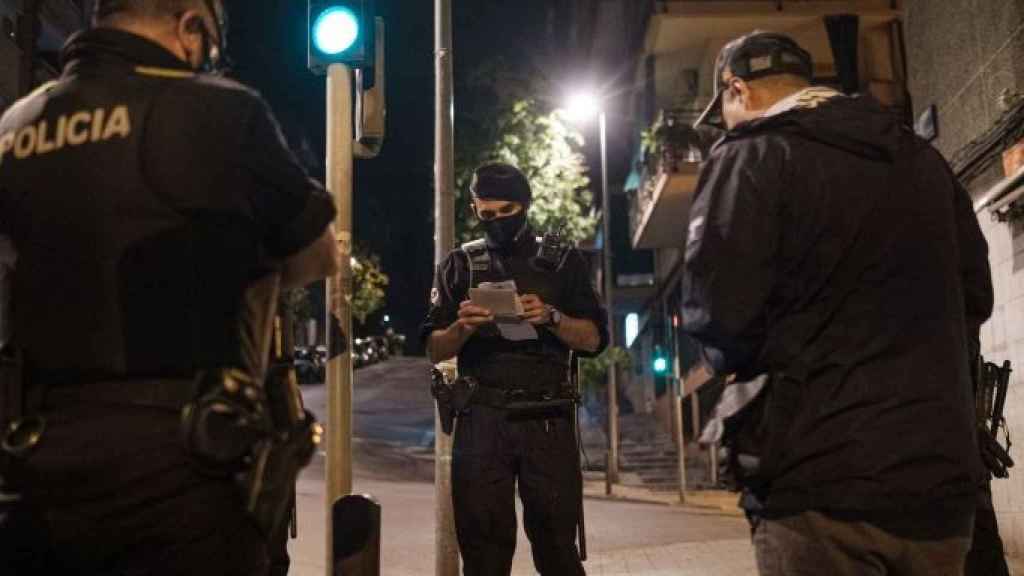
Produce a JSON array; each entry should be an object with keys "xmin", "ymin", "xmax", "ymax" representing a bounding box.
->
[
  {"xmin": 308, "ymin": 0, "xmax": 375, "ymax": 74},
  {"xmin": 652, "ymin": 345, "xmax": 669, "ymax": 376}
]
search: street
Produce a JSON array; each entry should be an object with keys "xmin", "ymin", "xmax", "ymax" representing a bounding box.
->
[{"xmin": 286, "ymin": 357, "xmax": 755, "ymax": 575}]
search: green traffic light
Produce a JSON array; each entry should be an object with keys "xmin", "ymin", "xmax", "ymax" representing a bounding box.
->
[
  {"xmin": 312, "ymin": 6, "xmax": 360, "ymax": 55},
  {"xmin": 653, "ymin": 356, "xmax": 668, "ymax": 374}
]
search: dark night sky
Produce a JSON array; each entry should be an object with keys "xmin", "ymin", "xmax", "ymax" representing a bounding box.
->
[{"xmin": 223, "ymin": 1, "xmax": 628, "ymax": 352}]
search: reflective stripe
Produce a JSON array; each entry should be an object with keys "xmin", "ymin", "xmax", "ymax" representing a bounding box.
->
[
  {"xmin": 24, "ymin": 81, "xmax": 58, "ymax": 101},
  {"xmin": 134, "ymin": 66, "xmax": 196, "ymax": 79}
]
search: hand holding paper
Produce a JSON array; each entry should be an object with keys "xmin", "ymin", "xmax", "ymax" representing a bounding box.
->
[{"xmin": 468, "ymin": 281, "xmax": 538, "ymax": 341}]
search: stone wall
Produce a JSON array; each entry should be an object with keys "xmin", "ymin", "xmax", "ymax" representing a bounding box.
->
[{"xmin": 904, "ymin": 0, "xmax": 1024, "ymax": 557}]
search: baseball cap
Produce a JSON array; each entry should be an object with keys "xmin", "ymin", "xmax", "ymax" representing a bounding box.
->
[{"xmin": 693, "ymin": 31, "xmax": 814, "ymax": 129}]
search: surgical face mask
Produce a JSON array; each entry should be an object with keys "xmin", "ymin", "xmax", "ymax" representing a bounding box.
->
[{"xmin": 482, "ymin": 211, "xmax": 527, "ymax": 249}]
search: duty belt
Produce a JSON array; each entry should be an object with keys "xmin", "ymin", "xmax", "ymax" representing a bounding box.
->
[
  {"xmin": 44, "ymin": 378, "xmax": 197, "ymax": 410},
  {"xmin": 472, "ymin": 385, "xmax": 577, "ymax": 411},
  {"xmin": 463, "ymin": 360, "xmax": 569, "ymax": 391}
]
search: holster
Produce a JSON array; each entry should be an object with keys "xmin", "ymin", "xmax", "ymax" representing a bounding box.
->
[
  {"xmin": 979, "ymin": 426, "xmax": 1015, "ymax": 479},
  {"xmin": 431, "ymin": 367, "xmax": 456, "ymax": 436},
  {"xmin": 239, "ymin": 362, "xmax": 319, "ymax": 537}
]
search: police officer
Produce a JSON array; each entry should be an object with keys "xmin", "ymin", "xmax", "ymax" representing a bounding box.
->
[
  {"xmin": 0, "ymin": 1, "xmax": 338, "ymax": 574},
  {"xmin": 423, "ymin": 163, "xmax": 608, "ymax": 575}
]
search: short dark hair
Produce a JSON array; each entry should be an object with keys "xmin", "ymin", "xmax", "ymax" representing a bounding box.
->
[{"xmin": 93, "ymin": 0, "xmax": 216, "ymax": 23}]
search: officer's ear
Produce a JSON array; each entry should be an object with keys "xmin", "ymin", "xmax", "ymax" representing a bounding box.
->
[{"xmin": 175, "ymin": 10, "xmax": 207, "ymax": 66}]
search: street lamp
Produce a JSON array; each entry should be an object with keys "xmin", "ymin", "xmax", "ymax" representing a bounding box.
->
[{"xmin": 564, "ymin": 90, "xmax": 619, "ymax": 488}]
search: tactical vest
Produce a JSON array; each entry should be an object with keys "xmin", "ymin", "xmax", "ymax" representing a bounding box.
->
[
  {"xmin": 0, "ymin": 66, "xmax": 268, "ymax": 384},
  {"xmin": 456, "ymin": 237, "xmax": 571, "ymax": 391}
]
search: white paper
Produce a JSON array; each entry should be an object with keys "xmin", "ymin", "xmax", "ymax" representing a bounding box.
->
[{"xmin": 470, "ymin": 280, "xmax": 538, "ymax": 341}]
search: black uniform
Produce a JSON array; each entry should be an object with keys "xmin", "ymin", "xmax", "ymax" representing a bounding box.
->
[
  {"xmin": 422, "ymin": 231, "xmax": 607, "ymax": 576},
  {"xmin": 0, "ymin": 29, "xmax": 335, "ymax": 574}
]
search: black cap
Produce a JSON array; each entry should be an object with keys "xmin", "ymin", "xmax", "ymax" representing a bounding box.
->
[
  {"xmin": 693, "ymin": 31, "xmax": 814, "ymax": 129},
  {"xmin": 470, "ymin": 163, "xmax": 532, "ymax": 204}
]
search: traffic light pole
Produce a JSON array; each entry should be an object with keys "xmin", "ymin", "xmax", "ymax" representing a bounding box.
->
[
  {"xmin": 325, "ymin": 62, "xmax": 355, "ymax": 573},
  {"xmin": 672, "ymin": 357, "xmax": 687, "ymax": 504},
  {"xmin": 434, "ymin": 0, "xmax": 459, "ymax": 573}
]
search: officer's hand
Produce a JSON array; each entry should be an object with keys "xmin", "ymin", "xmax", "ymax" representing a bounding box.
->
[
  {"xmin": 457, "ymin": 300, "xmax": 494, "ymax": 333},
  {"xmin": 519, "ymin": 294, "xmax": 550, "ymax": 326}
]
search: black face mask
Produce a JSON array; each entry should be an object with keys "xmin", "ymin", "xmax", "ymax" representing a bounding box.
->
[
  {"xmin": 186, "ymin": 0, "xmax": 230, "ymax": 75},
  {"xmin": 482, "ymin": 212, "xmax": 527, "ymax": 249}
]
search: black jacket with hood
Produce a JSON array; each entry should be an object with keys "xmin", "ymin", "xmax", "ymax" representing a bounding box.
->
[{"xmin": 681, "ymin": 93, "xmax": 993, "ymax": 514}]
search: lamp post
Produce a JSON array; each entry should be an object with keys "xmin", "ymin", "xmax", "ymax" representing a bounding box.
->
[{"xmin": 565, "ymin": 92, "xmax": 618, "ymax": 488}]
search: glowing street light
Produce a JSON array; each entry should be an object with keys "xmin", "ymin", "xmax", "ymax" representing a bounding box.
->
[{"xmin": 564, "ymin": 91, "xmax": 601, "ymax": 123}]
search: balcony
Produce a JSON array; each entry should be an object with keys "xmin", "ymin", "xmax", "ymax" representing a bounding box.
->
[{"xmin": 628, "ymin": 108, "xmax": 705, "ymax": 250}]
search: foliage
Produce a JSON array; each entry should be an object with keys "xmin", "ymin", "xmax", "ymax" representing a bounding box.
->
[
  {"xmin": 280, "ymin": 287, "xmax": 313, "ymax": 323},
  {"xmin": 455, "ymin": 99, "xmax": 599, "ymax": 245},
  {"xmin": 640, "ymin": 111, "xmax": 701, "ymax": 166},
  {"xmin": 275, "ymin": 248, "xmax": 389, "ymax": 330},
  {"xmin": 351, "ymin": 249, "xmax": 389, "ymax": 326},
  {"xmin": 579, "ymin": 346, "xmax": 633, "ymax": 398}
]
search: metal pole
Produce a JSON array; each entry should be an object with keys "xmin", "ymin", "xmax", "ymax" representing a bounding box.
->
[
  {"xmin": 325, "ymin": 62, "xmax": 355, "ymax": 573},
  {"xmin": 434, "ymin": 0, "xmax": 459, "ymax": 573},
  {"xmin": 600, "ymin": 112, "xmax": 619, "ymax": 489},
  {"xmin": 673, "ymin": 360, "xmax": 687, "ymax": 503}
]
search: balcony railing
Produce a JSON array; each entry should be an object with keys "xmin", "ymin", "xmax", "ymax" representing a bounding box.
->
[{"xmin": 628, "ymin": 107, "xmax": 706, "ymax": 248}]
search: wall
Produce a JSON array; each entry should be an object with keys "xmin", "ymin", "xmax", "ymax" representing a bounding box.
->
[{"xmin": 904, "ymin": 0, "xmax": 1024, "ymax": 557}]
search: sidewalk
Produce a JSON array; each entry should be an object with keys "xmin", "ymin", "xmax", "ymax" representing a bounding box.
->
[
  {"xmin": 290, "ymin": 358, "xmax": 1023, "ymax": 575},
  {"xmin": 287, "ymin": 456, "xmax": 757, "ymax": 576},
  {"xmin": 583, "ymin": 478, "xmax": 744, "ymax": 517}
]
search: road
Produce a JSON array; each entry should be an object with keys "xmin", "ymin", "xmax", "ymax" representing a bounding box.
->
[{"xmin": 287, "ymin": 356, "xmax": 755, "ymax": 575}]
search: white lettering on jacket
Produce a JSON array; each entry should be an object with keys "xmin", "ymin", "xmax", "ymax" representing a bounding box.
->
[{"xmin": 0, "ymin": 105, "xmax": 132, "ymax": 165}]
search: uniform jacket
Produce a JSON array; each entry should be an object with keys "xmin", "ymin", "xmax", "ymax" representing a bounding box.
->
[
  {"xmin": 681, "ymin": 93, "xmax": 994, "ymax": 513},
  {"xmin": 0, "ymin": 29, "xmax": 336, "ymax": 384},
  {"xmin": 421, "ymin": 231, "xmax": 608, "ymax": 383}
]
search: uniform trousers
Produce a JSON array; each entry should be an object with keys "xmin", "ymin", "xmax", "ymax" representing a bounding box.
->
[
  {"xmin": 0, "ymin": 402, "xmax": 268, "ymax": 575},
  {"xmin": 452, "ymin": 403, "xmax": 584, "ymax": 576}
]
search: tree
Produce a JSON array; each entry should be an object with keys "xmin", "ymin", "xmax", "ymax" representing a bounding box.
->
[
  {"xmin": 454, "ymin": 99, "xmax": 599, "ymax": 244},
  {"xmin": 351, "ymin": 249, "xmax": 389, "ymax": 327},
  {"xmin": 579, "ymin": 346, "xmax": 633, "ymax": 403}
]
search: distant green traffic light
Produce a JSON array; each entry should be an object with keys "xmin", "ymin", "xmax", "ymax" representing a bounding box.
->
[
  {"xmin": 653, "ymin": 357, "xmax": 668, "ymax": 374},
  {"xmin": 312, "ymin": 7, "xmax": 359, "ymax": 55},
  {"xmin": 652, "ymin": 346, "xmax": 669, "ymax": 375}
]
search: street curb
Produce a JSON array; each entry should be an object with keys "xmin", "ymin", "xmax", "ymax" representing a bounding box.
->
[{"xmin": 582, "ymin": 481, "xmax": 745, "ymax": 517}]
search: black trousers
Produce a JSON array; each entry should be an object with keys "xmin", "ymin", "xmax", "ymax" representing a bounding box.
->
[
  {"xmin": 749, "ymin": 496, "xmax": 975, "ymax": 576},
  {"xmin": 965, "ymin": 484, "xmax": 1010, "ymax": 576},
  {"xmin": 0, "ymin": 403, "xmax": 267, "ymax": 575},
  {"xmin": 451, "ymin": 404, "xmax": 584, "ymax": 576}
]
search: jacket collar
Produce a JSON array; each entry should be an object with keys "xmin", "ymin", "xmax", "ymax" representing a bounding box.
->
[
  {"xmin": 61, "ymin": 27, "xmax": 193, "ymax": 75},
  {"xmin": 762, "ymin": 86, "xmax": 843, "ymax": 119}
]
